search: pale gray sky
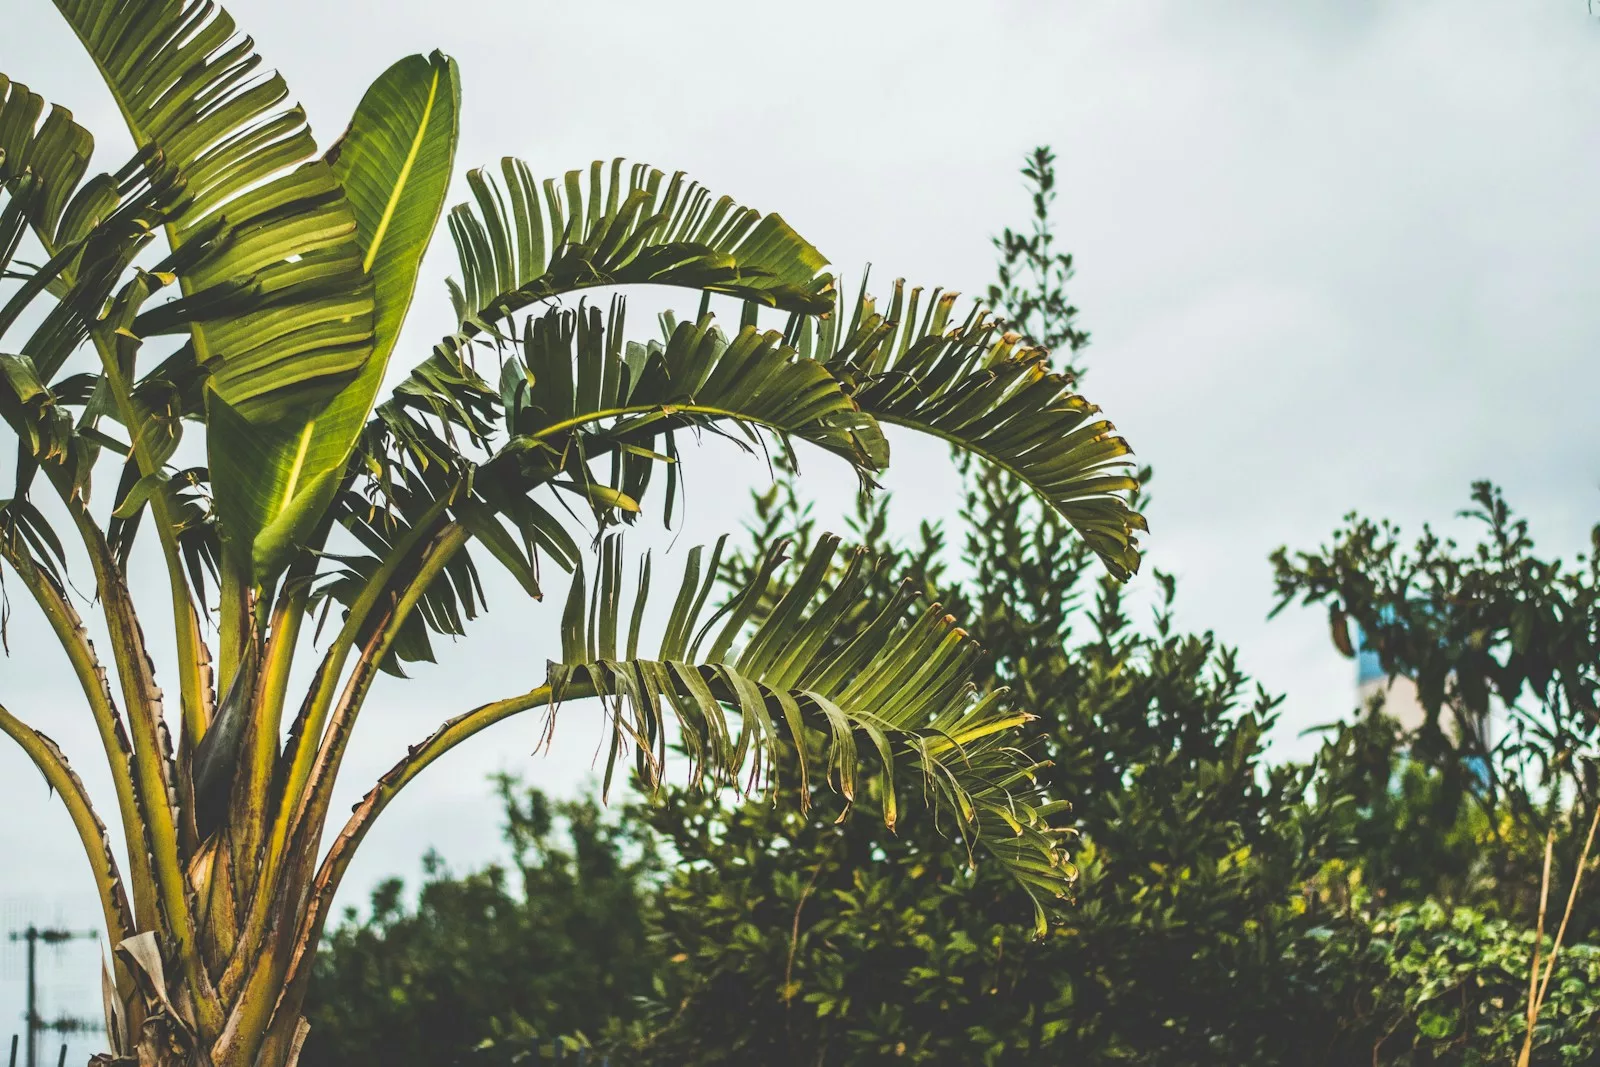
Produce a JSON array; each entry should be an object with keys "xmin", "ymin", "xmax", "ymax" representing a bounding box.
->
[{"xmin": 5, "ymin": 0, "xmax": 1600, "ymax": 1049}]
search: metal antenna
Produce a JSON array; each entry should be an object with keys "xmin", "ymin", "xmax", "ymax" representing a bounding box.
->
[{"xmin": 6, "ymin": 927, "xmax": 97, "ymax": 1067}]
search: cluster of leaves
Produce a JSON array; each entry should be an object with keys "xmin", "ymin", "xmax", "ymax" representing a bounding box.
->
[
  {"xmin": 306, "ymin": 482, "xmax": 1600, "ymax": 1066},
  {"xmin": 603, "ymin": 146, "xmax": 1343, "ymax": 1066},
  {"xmin": 3, "ymin": 6, "xmax": 1149, "ymax": 1055},
  {"xmin": 1276, "ymin": 485, "xmax": 1600, "ymax": 935},
  {"xmin": 310, "ymin": 467, "xmax": 1348, "ymax": 1065},
  {"xmin": 616, "ymin": 464, "xmax": 1344, "ymax": 1065},
  {"xmin": 1296, "ymin": 901, "xmax": 1600, "ymax": 1066}
]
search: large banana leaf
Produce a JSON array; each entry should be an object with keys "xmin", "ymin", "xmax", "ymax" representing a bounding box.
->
[
  {"xmin": 52, "ymin": 0, "xmax": 376, "ymax": 412},
  {"xmin": 207, "ymin": 49, "xmax": 458, "ymax": 582},
  {"xmin": 326, "ymin": 51, "xmax": 459, "ymax": 423},
  {"xmin": 443, "ymin": 157, "xmax": 834, "ymax": 352},
  {"xmin": 799, "ymin": 280, "xmax": 1146, "ymax": 579},
  {"xmin": 551, "ymin": 533, "xmax": 1074, "ymax": 930}
]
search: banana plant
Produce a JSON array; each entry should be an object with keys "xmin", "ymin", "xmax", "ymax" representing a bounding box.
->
[{"xmin": 0, "ymin": 3, "xmax": 1145, "ymax": 1065}]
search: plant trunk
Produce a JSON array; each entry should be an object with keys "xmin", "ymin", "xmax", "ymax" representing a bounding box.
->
[
  {"xmin": 87, "ymin": 932, "xmax": 313, "ymax": 1067},
  {"xmin": 88, "ymin": 1016, "xmax": 309, "ymax": 1067}
]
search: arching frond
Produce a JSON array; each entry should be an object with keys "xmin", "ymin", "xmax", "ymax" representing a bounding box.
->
[
  {"xmin": 794, "ymin": 280, "xmax": 1145, "ymax": 579},
  {"xmin": 330, "ymin": 296, "xmax": 888, "ymax": 672},
  {"xmin": 552, "ymin": 533, "xmax": 1074, "ymax": 930},
  {"xmin": 0, "ymin": 76, "xmax": 182, "ymax": 393},
  {"xmin": 491, "ymin": 300, "xmax": 885, "ymax": 514},
  {"xmin": 444, "ymin": 157, "xmax": 834, "ymax": 351},
  {"xmin": 247, "ymin": 51, "xmax": 463, "ymax": 575},
  {"xmin": 0, "ymin": 73, "xmax": 94, "ymax": 253},
  {"xmin": 1, "ymin": 119, "xmax": 194, "ymax": 562},
  {"xmin": 49, "ymin": 0, "xmax": 389, "ymax": 593}
]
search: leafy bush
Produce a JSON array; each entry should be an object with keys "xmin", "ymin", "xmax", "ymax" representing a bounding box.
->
[{"xmin": 1301, "ymin": 901, "xmax": 1600, "ymax": 1066}]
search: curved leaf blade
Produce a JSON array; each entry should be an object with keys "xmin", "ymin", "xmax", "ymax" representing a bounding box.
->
[
  {"xmin": 327, "ymin": 50, "xmax": 460, "ymax": 400},
  {"xmin": 489, "ymin": 300, "xmax": 885, "ymax": 527},
  {"xmin": 51, "ymin": 0, "xmax": 377, "ymax": 413},
  {"xmin": 0, "ymin": 74, "xmax": 93, "ymax": 250}
]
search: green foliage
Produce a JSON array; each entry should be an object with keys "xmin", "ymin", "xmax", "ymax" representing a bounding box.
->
[
  {"xmin": 621, "ymin": 472, "xmax": 1340, "ymax": 1065},
  {"xmin": 986, "ymin": 146, "xmax": 1091, "ymax": 371},
  {"xmin": 547, "ymin": 529, "xmax": 1074, "ymax": 921},
  {"xmin": 302, "ymin": 779, "xmax": 664, "ymax": 1066},
  {"xmin": 1275, "ymin": 482, "xmax": 1600, "ymax": 823},
  {"xmin": 1299, "ymin": 901, "xmax": 1600, "ymax": 1066},
  {"xmin": 445, "ymin": 158, "xmax": 835, "ymax": 335},
  {"xmin": 611, "ymin": 152, "xmax": 1341, "ymax": 1065},
  {"xmin": 6, "ymin": 2, "xmax": 1147, "ymax": 1056},
  {"xmin": 1276, "ymin": 484, "xmax": 1600, "ymax": 934},
  {"xmin": 302, "ymin": 148, "xmax": 1600, "ymax": 1067}
]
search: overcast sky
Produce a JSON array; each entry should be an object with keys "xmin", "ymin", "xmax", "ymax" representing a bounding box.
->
[{"xmin": 5, "ymin": 0, "xmax": 1600, "ymax": 1048}]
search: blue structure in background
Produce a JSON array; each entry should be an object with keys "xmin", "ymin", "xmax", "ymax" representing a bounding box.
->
[
  {"xmin": 1353, "ymin": 614, "xmax": 1493, "ymax": 791},
  {"xmin": 1357, "ymin": 638, "xmax": 1385, "ymax": 690}
]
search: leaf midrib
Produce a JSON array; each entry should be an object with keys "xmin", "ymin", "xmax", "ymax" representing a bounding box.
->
[{"xmin": 362, "ymin": 65, "xmax": 440, "ymax": 274}]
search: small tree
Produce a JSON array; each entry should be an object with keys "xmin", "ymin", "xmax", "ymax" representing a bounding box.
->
[
  {"xmin": 611, "ymin": 149, "xmax": 1339, "ymax": 1067},
  {"xmin": 1276, "ymin": 485, "xmax": 1600, "ymax": 927},
  {"xmin": 0, "ymin": 5, "xmax": 1145, "ymax": 1065}
]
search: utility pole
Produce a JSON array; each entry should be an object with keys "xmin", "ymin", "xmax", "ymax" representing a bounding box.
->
[{"xmin": 7, "ymin": 926, "xmax": 96, "ymax": 1067}]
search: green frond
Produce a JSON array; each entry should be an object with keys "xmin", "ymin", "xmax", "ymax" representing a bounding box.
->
[
  {"xmin": 490, "ymin": 299, "xmax": 885, "ymax": 520},
  {"xmin": 251, "ymin": 50, "xmax": 464, "ymax": 583},
  {"xmin": 51, "ymin": 0, "xmax": 376, "ymax": 416},
  {"xmin": 550, "ymin": 533, "xmax": 1075, "ymax": 933},
  {"xmin": 443, "ymin": 158, "xmax": 834, "ymax": 351},
  {"xmin": 0, "ymin": 496, "xmax": 70, "ymax": 591},
  {"xmin": 0, "ymin": 352, "xmax": 73, "ymax": 467},
  {"xmin": 792, "ymin": 279, "xmax": 1145, "ymax": 579},
  {"xmin": 313, "ymin": 474, "xmax": 485, "ymax": 677},
  {"xmin": 336, "ymin": 292, "xmax": 892, "ymax": 672},
  {"xmin": 0, "ymin": 76, "xmax": 182, "ymax": 419},
  {"xmin": 49, "ymin": 0, "xmax": 374, "ymax": 411}
]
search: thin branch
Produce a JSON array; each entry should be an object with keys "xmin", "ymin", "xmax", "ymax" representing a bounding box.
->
[
  {"xmin": 297, "ymin": 521, "xmax": 474, "ymax": 836},
  {"xmin": 1519, "ymin": 805, "xmax": 1600, "ymax": 1066},
  {"xmin": 319, "ymin": 683, "xmax": 566, "ymax": 907},
  {"xmin": 1536, "ymin": 805, "xmax": 1600, "ymax": 1001},
  {"xmin": 216, "ymin": 553, "xmax": 251, "ymax": 700},
  {"xmin": 1524, "ymin": 830, "xmax": 1553, "ymax": 1050},
  {"xmin": 0, "ymin": 533, "xmax": 154, "ymax": 926},
  {"xmin": 785, "ymin": 846, "xmax": 833, "ymax": 1028}
]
